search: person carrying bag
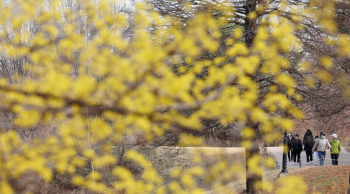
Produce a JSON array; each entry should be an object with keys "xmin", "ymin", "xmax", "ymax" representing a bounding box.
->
[
  {"xmin": 304, "ymin": 136, "xmax": 314, "ymax": 164},
  {"xmin": 312, "ymin": 132, "xmax": 331, "ymax": 166}
]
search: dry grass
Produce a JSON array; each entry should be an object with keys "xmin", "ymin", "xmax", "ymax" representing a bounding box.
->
[
  {"xmin": 141, "ymin": 146, "xmax": 279, "ymax": 193},
  {"xmin": 42, "ymin": 146, "xmax": 249, "ymax": 193},
  {"xmin": 267, "ymin": 165, "xmax": 350, "ymax": 194},
  {"xmin": 233, "ymin": 166, "xmax": 350, "ymax": 194},
  {"xmin": 8, "ymin": 142, "xmax": 279, "ymax": 193},
  {"xmin": 24, "ymin": 146, "xmax": 349, "ymax": 194},
  {"xmin": 136, "ymin": 146, "xmax": 247, "ymax": 188}
]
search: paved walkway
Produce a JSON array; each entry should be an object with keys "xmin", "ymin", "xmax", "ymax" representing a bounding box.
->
[
  {"xmin": 267, "ymin": 147, "xmax": 350, "ymax": 168},
  {"xmin": 184, "ymin": 147, "xmax": 245, "ymax": 154}
]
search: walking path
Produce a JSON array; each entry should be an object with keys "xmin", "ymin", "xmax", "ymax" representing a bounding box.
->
[{"xmin": 267, "ymin": 147, "xmax": 350, "ymax": 168}]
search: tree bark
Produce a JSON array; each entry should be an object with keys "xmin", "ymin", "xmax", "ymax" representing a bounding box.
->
[
  {"xmin": 243, "ymin": 0, "xmax": 257, "ymax": 48},
  {"xmin": 243, "ymin": 0, "xmax": 261, "ymax": 193},
  {"xmin": 245, "ymin": 123, "xmax": 262, "ymax": 194}
]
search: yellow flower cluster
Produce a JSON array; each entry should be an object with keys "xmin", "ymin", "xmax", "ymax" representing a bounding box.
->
[
  {"xmin": 0, "ymin": 131, "xmax": 52, "ymax": 194},
  {"xmin": 0, "ymin": 0, "xmax": 345, "ymax": 193}
]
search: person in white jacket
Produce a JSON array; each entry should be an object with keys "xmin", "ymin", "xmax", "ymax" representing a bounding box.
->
[{"xmin": 312, "ymin": 132, "xmax": 332, "ymax": 166}]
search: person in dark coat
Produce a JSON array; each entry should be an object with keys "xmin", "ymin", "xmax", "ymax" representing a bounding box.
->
[
  {"xmin": 286, "ymin": 133, "xmax": 295, "ymax": 161},
  {"xmin": 303, "ymin": 129, "xmax": 314, "ymax": 145},
  {"xmin": 303, "ymin": 135, "xmax": 314, "ymax": 164},
  {"xmin": 291, "ymin": 134, "xmax": 303, "ymax": 164}
]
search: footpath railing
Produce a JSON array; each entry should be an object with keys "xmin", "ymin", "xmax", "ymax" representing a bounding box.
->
[{"xmin": 260, "ymin": 146, "xmax": 279, "ymax": 169}]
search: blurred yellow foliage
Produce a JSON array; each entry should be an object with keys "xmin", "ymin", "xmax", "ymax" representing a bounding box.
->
[{"xmin": 0, "ymin": 0, "xmax": 344, "ymax": 193}]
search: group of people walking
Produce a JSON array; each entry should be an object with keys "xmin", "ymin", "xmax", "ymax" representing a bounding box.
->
[{"xmin": 286, "ymin": 129, "xmax": 341, "ymax": 166}]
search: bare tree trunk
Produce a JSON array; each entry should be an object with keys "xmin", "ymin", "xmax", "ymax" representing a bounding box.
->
[
  {"xmin": 4, "ymin": 59, "xmax": 13, "ymax": 83},
  {"xmin": 243, "ymin": 0, "xmax": 261, "ymax": 192},
  {"xmin": 243, "ymin": 0, "xmax": 257, "ymax": 47},
  {"xmin": 245, "ymin": 124, "xmax": 262, "ymax": 194}
]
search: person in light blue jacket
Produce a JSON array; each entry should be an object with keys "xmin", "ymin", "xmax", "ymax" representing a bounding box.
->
[{"xmin": 313, "ymin": 135, "xmax": 319, "ymax": 166}]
